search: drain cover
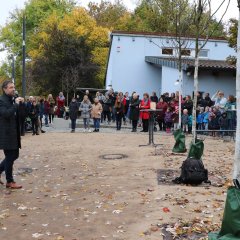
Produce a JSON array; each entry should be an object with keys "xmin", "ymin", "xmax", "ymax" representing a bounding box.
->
[
  {"xmin": 17, "ymin": 168, "xmax": 33, "ymax": 175},
  {"xmin": 100, "ymin": 154, "xmax": 128, "ymax": 160}
]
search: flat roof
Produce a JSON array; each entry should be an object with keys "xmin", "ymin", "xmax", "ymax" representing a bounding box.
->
[
  {"xmin": 112, "ymin": 30, "xmax": 227, "ymax": 42},
  {"xmin": 145, "ymin": 56, "xmax": 236, "ymax": 71}
]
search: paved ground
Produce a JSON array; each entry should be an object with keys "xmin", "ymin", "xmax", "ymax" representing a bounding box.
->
[{"xmin": 0, "ymin": 124, "xmax": 235, "ymax": 240}]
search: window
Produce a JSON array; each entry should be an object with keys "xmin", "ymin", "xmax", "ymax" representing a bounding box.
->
[
  {"xmin": 162, "ymin": 48, "xmax": 173, "ymax": 55},
  {"xmin": 199, "ymin": 50, "xmax": 208, "ymax": 58},
  {"xmin": 181, "ymin": 49, "xmax": 191, "ymax": 56}
]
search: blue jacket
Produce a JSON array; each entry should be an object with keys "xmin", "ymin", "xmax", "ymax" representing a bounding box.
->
[{"xmin": 203, "ymin": 112, "xmax": 209, "ymax": 123}]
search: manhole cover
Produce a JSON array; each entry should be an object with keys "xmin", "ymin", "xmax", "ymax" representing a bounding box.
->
[
  {"xmin": 100, "ymin": 154, "xmax": 128, "ymax": 160},
  {"xmin": 17, "ymin": 168, "xmax": 33, "ymax": 175}
]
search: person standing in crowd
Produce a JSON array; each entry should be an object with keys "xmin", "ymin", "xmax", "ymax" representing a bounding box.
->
[
  {"xmin": 91, "ymin": 98, "xmax": 103, "ymax": 132},
  {"xmin": 196, "ymin": 107, "xmax": 205, "ymax": 131},
  {"xmin": 203, "ymin": 106, "xmax": 210, "ymax": 134},
  {"xmin": 69, "ymin": 97, "xmax": 79, "ymax": 133},
  {"xmin": 29, "ymin": 99, "xmax": 40, "ymax": 135},
  {"xmin": 102, "ymin": 94, "xmax": 112, "ymax": 124},
  {"xmin": 211, "ymin": 90, "xmax": 227, "ymax": 112},
  {"xmin": 156, "ymin": 97, "xmax": 168, "ymax": 131},
  {"xmin": 182, "ymin": 95, "xmax": 193, "ymax": 115},
  {"xmin": 56, "ymin": 92, "xmax": 65, "ymax": 118},
  {"xmin": 218, "ymin": 112, "xmax": 228, "ymax": 137},
  {"xmin": 201, "ymin": 92, "xmax": 212, "ymax": 108},
  {"xmin": 0, "ymin": 80, "xmax": 23, "ymax": 189},
  {"xmin": 164, "ymin": 107, "xmax": 173, "ymax": 134},
  {"xmin": 44, "ymin": 98, "xmax": 50, "ymax": 127},
  {"xmin": 48, "ymin": 94, "xmax": 55, "ymax": 124},
  {"xmin": 109, "ymin": 91, "xmax": 117, "ymax": 122},
  {"xmin": 39, "ymin": 98, "xmax": 45, "ymax": 129},
  {"xmin": 18, "ymin": 98, "xmax": 27, "ymax": 136},
  {"xmin": 150, "ymin": 91, "xmax": 158, "ymax": 103},
  {"xmin": 182, "ymin": 109, "xmax": 189, "ymax": 133},
  {"xmin": 140, "ymin": 93, "xmax": 150, "ymax": 132},
  {"xmin": 85, "ymin": 90, "xmax": 93, "ymax": 103},
  {"xmin": 79, "ymin": 95, "xmax": 92, "ymax": 132},
  {"xmin": 225, "ymin": 95, "xmax": 236, "ymax": 131},
  {"xmin": 115, "ymin": 96, "xmax": 124, "ymax": 130},
  {"xmin": 124, "ymin": 92, "xmax": 130, "ymax": 123},
  {"xmin": 129, "ymin": 93, "xmax": 140, "ymax": 132}
]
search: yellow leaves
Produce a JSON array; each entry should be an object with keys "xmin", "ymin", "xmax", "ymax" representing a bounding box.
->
[
  {"xmin": 59, "ymin": 7, "xmax": 95, "ymax": 35},
  {"xmin": 87, "ymin": 27, "xmax": 109, "ymax": 47}
]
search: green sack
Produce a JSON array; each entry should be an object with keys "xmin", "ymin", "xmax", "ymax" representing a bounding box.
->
[
  {"xmin": 187, "ymin": 139, "xmax": 204, "ymax": 159},
  {"xmin": 208, "ymin": 232, "xmax": 240, "ymax": 240},
  {"xmin": 172, "ymin": 129, "xmax": 186, "ymax": 153},
  {"xmin": 208, "ymin": 187, "xmax": 240, "ymax": 239}
]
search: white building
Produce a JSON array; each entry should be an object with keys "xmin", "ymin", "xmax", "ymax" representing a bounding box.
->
[{"xmin": 105, "ymin": 31, "xmax": 236, "ymax": 97}]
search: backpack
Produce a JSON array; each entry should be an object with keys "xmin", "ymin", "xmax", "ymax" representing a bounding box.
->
[{"xmin": 173, "ymin": 158, "xmax": 210, "ymax": 185}]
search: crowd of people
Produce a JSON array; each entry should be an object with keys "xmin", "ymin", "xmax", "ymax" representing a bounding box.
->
[{"xmin": 15, "ymin": 88, "xmax": 236, "ymax": 136}]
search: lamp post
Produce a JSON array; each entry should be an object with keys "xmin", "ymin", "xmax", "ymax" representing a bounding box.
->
[{"xmin": 233, "ymin": 0, "xmax": 240, "ymax": 183}]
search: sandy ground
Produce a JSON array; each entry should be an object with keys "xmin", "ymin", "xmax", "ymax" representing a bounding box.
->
[{"xmin": 0, "ymin": 130, "xmax": 235, "ymax": 240}]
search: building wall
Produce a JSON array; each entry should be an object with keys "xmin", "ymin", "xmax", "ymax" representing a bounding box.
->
[
  {"xmin": 161, "ymin": 66, "xmax": 180, "ymax": 94},
  {"xmin": 106, "ymin": 35, "xmax": 162, "ymax": 96},
  {"xmin": 106, "ymin": 33, "xmax": 236, "ymax": 96},
  {"xmin": 183, "ymin": 70, "xmax": 236, "ymax": 97}
]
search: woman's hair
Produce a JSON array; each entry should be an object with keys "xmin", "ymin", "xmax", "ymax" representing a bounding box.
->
[
  {"xmin": 228, "ymin": 95, "xmax": 235, "ymax": 103},
  {"xmin": 143, "ymin": 93, "xmax": 149, "ymax": 98},
  {"xmin": 115, "ymin": 97, "xmax": 122, "ymax": 108}
]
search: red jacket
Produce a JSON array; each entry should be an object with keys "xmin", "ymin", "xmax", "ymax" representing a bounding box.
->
[
  {"xmin": 139, "ymin": 99, "xmax": 150, "ymax": 120},
  {"xmin": 156, "ymin": 101, "xmax": 168, "ymax": 120}
]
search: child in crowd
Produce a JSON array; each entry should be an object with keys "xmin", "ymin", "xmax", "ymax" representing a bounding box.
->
[
  {"xmin": 188, "ymin": 114, "xmax": 193, "ymax": 134},
  {"xmin": 197, "ymin": 107, "xmax": 204, "ymax": 132},
  {"xmin": 181, "ymin": 109, "xmax": 189, "ymax": 133},
  {"xmin": 208, "ymin": 107, "xmax": 220, "ymax": 137},
  {"xmin": 164, "ymin": 107, "xmax": 173, "ymax": 134},
  {"xmin": 203, "ymin": 106, "xmax": 210, "ymax": 134},
  {"xmin": 218, "ymin": 112, "xmax": 228, "ymax": 137}
]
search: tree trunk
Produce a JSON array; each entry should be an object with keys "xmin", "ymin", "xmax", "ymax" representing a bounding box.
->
[
  {"xmin": 192, "ymin": 54, "xmax": 199, "ymax": 143},
  {"xmin": 178, "ymin": 69, "xmax": 183, "ymax": 128},
  {"xmin": 233, "ymin": 8, "xmax": 240, "ymax": 181}
]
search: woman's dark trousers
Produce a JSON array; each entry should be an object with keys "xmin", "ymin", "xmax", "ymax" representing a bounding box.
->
[{"xmin": 142, "ymin": 119, "xmax": 149, "ymax": 132}]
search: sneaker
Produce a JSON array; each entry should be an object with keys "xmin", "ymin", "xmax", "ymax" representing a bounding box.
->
[
  {"xmin": 6, "ymin": 182, "xmax": 22, "ymax": 189},
  {"xmin": 88, "ymin": 129, "xmax": 91, "ymax": 132},
  {"xmin": 71, "ymin": 129, "xmax": 75, "ymax": 133}
]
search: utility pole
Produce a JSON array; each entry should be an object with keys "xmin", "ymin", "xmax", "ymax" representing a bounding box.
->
[
  {"xmin": 22, "ymin": 14, "xmax": 26, "ymax": 98},
  {"xmin": 233, "ymin": 0, "xmax": 240, "ymax": 183}
]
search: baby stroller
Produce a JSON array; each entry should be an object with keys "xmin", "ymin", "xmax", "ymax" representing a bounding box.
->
[{"xmin": 25, "ymin": 117, "xmax": 32, "ymax": 132}]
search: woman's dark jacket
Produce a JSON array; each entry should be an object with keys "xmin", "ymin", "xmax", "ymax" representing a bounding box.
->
[
  {"xmin": 0, "ymin": 93, "xmax": 21, "ymax": 150},
  {"xmin": 69, "ymin": 101, "xmax": 79, "ymax": 120},
  {"xmin": 129, "ymin": 98, "xmax": 140, "ymax": 121}
]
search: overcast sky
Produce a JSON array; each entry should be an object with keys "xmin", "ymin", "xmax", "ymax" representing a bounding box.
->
[{"xmin": 0, "ymin": 0, "xmax": 239, "ymax": 61}]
